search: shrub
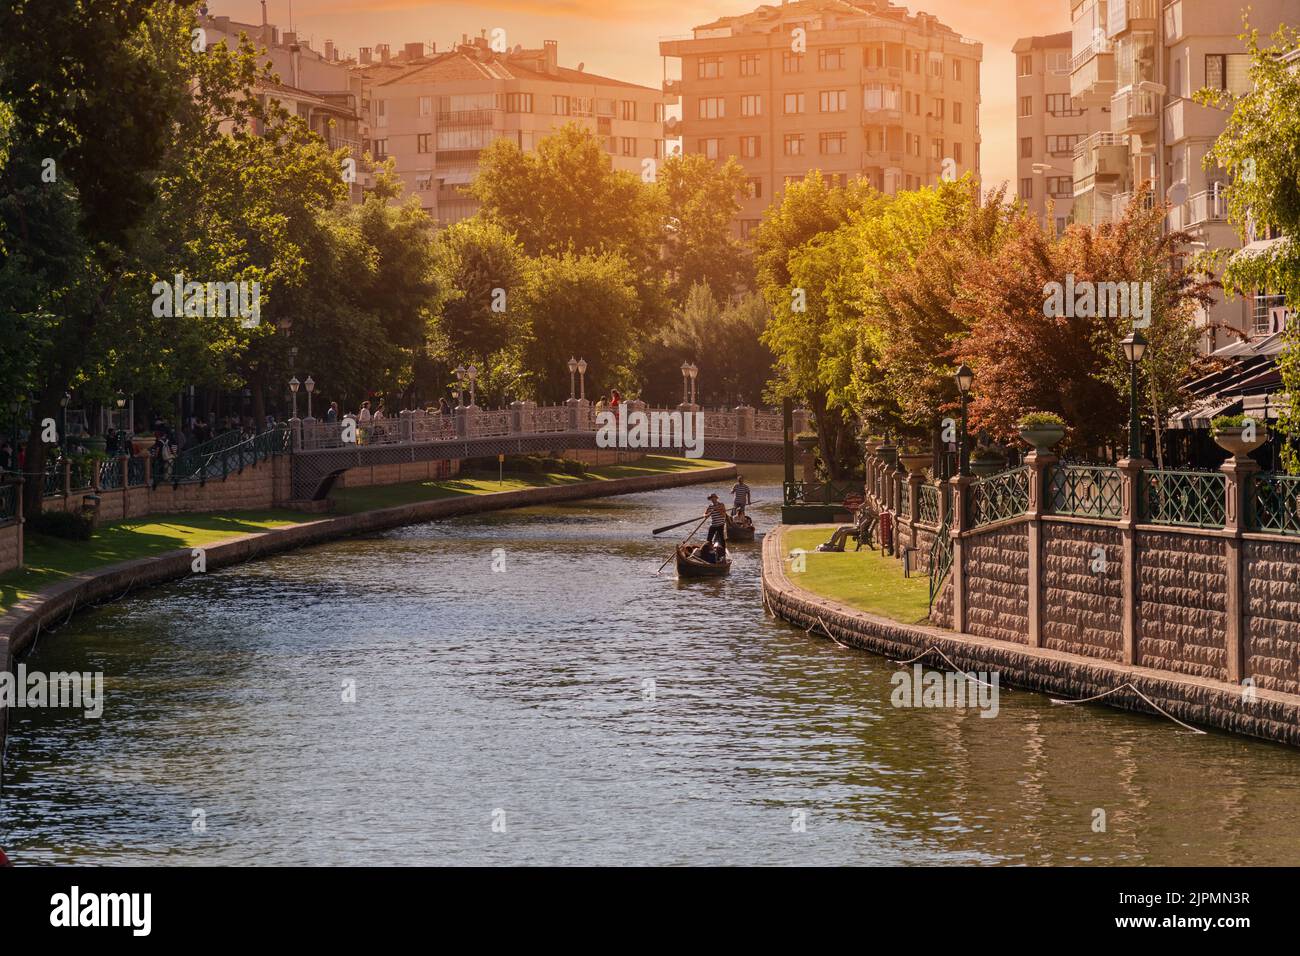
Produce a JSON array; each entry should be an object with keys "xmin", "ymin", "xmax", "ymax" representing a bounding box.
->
[
  {"xmin": 28, "ymin": 510, "xmax": 95, "ymax": 541},
  {"xmin": 1211, "ymin": 413, "xmax": 1256, "ymax": 430},
  {"xmin": 972, "ymin": 446, "xmax": 1007, "ymax": 461},
  {"xmin": 1018, "ymin": 411, "xmax": 1066, "ymax": 430}
]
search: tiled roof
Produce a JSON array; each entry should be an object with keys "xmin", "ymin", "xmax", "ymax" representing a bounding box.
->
[{"xmin": 374, "ymin": 49, "xmax": 658, "ymax": 92}]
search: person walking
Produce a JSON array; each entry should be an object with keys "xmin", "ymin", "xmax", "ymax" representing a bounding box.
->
[
  {"xmin": 326, "ymin": 402, "xmax": 338, "ymax": 423},
  {"xmin": 704, "ymin": 493, "xmax": 728, "ymax": 552}
]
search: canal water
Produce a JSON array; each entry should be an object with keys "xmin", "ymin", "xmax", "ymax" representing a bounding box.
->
[{"xmin": 4, "ymin": 465, "xmax": 1300, "ymax": 865}]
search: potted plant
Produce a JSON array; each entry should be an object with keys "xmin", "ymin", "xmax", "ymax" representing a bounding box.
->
[
  {"xmin": 1211, "ymin": 413, "xmax": 1266, "ymax": 460},
  {"xmin": 970, "ymin": 446, "xmax": 1007, "ymax": 477},
  {"xmin": 794, "ymin": 431, "xmax": 819, "ymax": 452},
  {"xmin": 1018, "ymin": 411, "xmax": 1067, "ymax": 454},
  {"xmin": 898, "ymin": 448, "xmax": 931, "ymax": 476}
]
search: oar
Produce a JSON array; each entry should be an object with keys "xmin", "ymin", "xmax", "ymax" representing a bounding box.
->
[
  {"xmin": 652, "ymin": 514, "xmax": 705, "ymax": 535},
  {"xmin": 656, "ymin": 515, "xmax": 707, "ymax": 574}
]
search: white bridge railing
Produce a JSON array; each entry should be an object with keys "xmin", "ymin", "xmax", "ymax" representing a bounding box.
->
[{"xmin": 293, "ymin": 402, "xmax": 801, "ymax": 451}]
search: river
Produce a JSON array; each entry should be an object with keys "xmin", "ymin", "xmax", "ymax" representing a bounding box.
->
[{"xmin": 3, "ymin": 466, "xmax": 1300, "ymax": 865}]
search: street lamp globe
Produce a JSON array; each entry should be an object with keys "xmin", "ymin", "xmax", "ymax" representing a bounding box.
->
[
  {"xmin": 577, "ymin": 358, "xmax": 587, "ymax": 376},
  {"xmin": 954, "ymin": 363, "xmax": 974, "ymax": 395},
  {"xmin": 289, "ymin": 376, "xmax": 300, "ymax": 393},
  {"xmin": 466, "ymin": 364, "xmax": 478, "ymax": 382},
  {"xmin": 687, "ymin": 363, "xmax": 698, "ymax": 381},
  {"xmin": 1121, "ymin": 329, "xmax": 1148, "ymax": 364},
  {"xmin": 568, "ymin": 357, "xmax": 578, "ymax": 375},
  {"xmin": 304, "ymin": 376, "xmax": 315, "ymax": 394}
]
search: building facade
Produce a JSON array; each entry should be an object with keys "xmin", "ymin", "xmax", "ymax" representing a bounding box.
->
[
  {"xmin": 359, "ymin": 35, "xmax": 669, "ymax": 225},
  {"xmin": 1067, "ymin": 0, "xmax": 1297, "ymax": 348},
  {"xmin": 1013, "ymin": 32, "xmax": 1109, "ymax": 232},
  {"xmin": 661, "ymin": 0, "xmax": 983, "ymax": 237}
]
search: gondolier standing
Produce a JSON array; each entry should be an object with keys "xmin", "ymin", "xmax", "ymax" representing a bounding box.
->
[
  {"xmin": 731, "ymin": 475, "xmax": 752, "ymax": 516},
  {"xmin": 705, "ymin": 494, "xmax": 728, "ymax": 552}
]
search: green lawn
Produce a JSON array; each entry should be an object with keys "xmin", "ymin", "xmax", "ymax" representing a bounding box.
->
[
  {"xmin": 0, "ymin": 455, "xmax": 729, "ymax": 609},
  {"xmin": 781, "ymin": 527, "xmax": 932, "ymax": 626}
]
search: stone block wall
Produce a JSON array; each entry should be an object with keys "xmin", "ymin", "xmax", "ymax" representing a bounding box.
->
[
  {"xmin": 963, "ymin": 523, "xmax": 1030, "ymax": 644},
  {"xmin": 0, "ymin": 522, "xmax": 19, "ymax": 575},
  {"xmin": 1041, "ymin": 520, "xmax": 1123, "ymax": 662},
  {"xmin": 1243, "ymin": 538, "xmax": 1300, "ymax": 696},
  {"xmin": 336, "ymin": 458, "xmax": 457, "ymax": 489},
  {"xmin": 1135, "ymin": 529, "xmax": 1227, "ymax": 681}
]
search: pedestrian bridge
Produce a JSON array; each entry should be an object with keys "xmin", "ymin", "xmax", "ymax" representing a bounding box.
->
[{"xmin": 288, "ymin": 402, "xmax": 802, "ymax": 501}]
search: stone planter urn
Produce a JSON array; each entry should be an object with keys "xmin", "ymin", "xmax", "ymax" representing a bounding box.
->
[
  {"xmin": 970, "ymin": 456, "xmax": 1006, "ymax": 478},
  {"xmin": 1213, "ymin": 426, "xmax": 1266, "ymax": 461},
  {"xmin": 795, "ymin": 434, "xmax": 819, "ymax": 452},
  {"xmin": 876, "ymin": 443, "xmax": 898, "ymax": 466},
  {"xmin": 1018, "ymin": 424, "xmax": 1066, "ymax": 454},
  {"xmin": 899, "ymin": 452, "xmax": 931, "ymax": 476}
]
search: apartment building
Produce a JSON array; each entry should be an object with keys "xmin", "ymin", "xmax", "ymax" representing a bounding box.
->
[
  {"xmin": 361, "ymin": 35, "xmax": 669, "ymax": 225},
  {"xmin": 660, "ymin": 0, "xmax": 983, "ymax": 238},
  {"xmin": 1067, "ymin": 0, "xmax": 1296, "ymax": 348},
  {"xmin": 200, "ymin": 10, "xmax": 368, "ymax": 201},
  {"xmin": 1013, "ymin": 32, "xmax": 1109, "ymax": 232}
]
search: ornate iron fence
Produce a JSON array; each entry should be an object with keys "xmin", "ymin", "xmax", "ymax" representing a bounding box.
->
[
  {"xmin": 1251, "ymin": 473, "xmax": 1300, "ymax": 536},
  {"xmin": 128, "ymin": 456, "xmax": 148, "ymax": 486},
  {"xmin": 968, "ymin": 466, "xmax": 1031, "ymax": 527},
  {"xmin": 70, "ymin": 457, "xmax": 97, "ymax": 491},
  {"xmin": 898, "ymin": 484, "xmax": 911, "ymax": 517},
  {"xmin": 917, "ymin": 483, "xmax": 941, "ymax": 526},
  {"xmin": 43, "ymin": 462, "xmax": 64, "ymax": 497},
  {"xmin": 98, "ymin": 458, "xmax": 123, "ymax": 490},
  {"xmin": 929, "ymin": 513, "xmax": 952, "ymax": 610},
  {"xmin": 783, "ymin": 479, "xmax": 865, "ymax": 507},
  {"xmin": 0, "ymin": 482, "xmax": 15, "ymax": 522},
  {"xmin": 1141, "ymin": 469, "xmax": 1226, "ymax": 528},
  {"xmin": 168, "ymin": 426, "xmax": 288, "ymax": 486},
  {"xmin": 1048, "ymin": 463, "xmax": 1123, "ymax": 519}
]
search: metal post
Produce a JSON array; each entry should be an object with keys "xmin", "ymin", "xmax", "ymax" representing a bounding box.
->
[
  {"xmin": 959, "ymin": 394, "xmax": 971, "ymax": 477},
  {"xmin": 1128, "ymin": 358, "xmax": 1141, "ymax": 460}
]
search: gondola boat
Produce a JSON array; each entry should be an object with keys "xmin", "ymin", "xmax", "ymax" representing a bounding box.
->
[
  {"xmin": 675, "ymin": 544, "xmax": 732, "ymax": 577},
  {"xmin": 725, "ymin": 515, "xmax": 756, "ymax": 542}
]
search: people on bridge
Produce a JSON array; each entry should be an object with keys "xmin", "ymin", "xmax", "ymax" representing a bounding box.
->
[
  {"xmin": 326, "ymin": 402, "xmax": 338, "ymax": 423},
  {"xmin": 731, "ymin": 475, "xmax": 752, "ymax": 517},
  {"xmin": 705, "ymin": 493, "xmax": 728, "ymax": 553}
]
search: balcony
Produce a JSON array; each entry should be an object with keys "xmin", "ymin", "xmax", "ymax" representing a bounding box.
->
[
  {"xmin": 1107, "ymin": 0, "xmax": 1158, "ymax": 36},
  {"xmin": 1178, "ymin": 188, "xmax": 1229, "ymax": 230},
  {"xmin": 435, "ymin": 108, "xmax": 500, "ymax": 126},
  {"xmin": 1073, "ymin": 186, "xmax": 1118, "ymax": 227},
  {"xmin": 1070, "ymin": 41, "xmax": 1116, "ymax": 101},
  {"xmin": 1073, "ymin": 131, "xmax": 1130, "ymax": 183},
  {"xmin": 1111, "ymin": 87, "xmax": 1159, "ymax": 133}
]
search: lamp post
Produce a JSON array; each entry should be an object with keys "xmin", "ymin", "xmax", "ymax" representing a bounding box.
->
[
  {"xmin": 288, "ymin": 376, "xmax": 300, "ymax": 420},
  {"xmin": 466, "ymin": 364, "xmax": 478, "ymax": 408},
  {"xmin": 60, "ymin": 391, "xmax": 70, "ymax": 455},
  {"xmin": 568, "ymin": 357, "xmax": 578, "ymax": 402},
  {"xmin": 304, "ymin": 376, "xmax": 315, "ymax": 420},
  {"xmin": 454, "ymin": 365, "xmax": 466, "ymax": 408},
  {"xmin": 687, "ymin": 362, "xmax": 699, "ymax": 407},
  {"xmin": 1121, "ymin": 329, "xmax": 1148, "ymax": 460},
  {"xmin": 954, "ymin": 363, "xmax": 974, "ymax": 477},
  {"xmin": 680, "ymin": 361, "xmax": 690, "ymax": 407},
  {"xmin": 577, "ymin": 358, "xmax": 587, "ymax": 402}
]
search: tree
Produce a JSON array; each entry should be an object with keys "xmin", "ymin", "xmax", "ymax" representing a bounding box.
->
[
  {"xmin": 1200, "ymin": 21, "xmax": 1300, "ymax": 469},
  {"xmin": 518, "ymin": 251, "xmax": 639, "ymax": 403},
  {"xmin": 658, "ymin": 152, "xmax": 751, "ymax": 300},
  {"xmin": 432, "ymin": 218, "xmax": 526, "ymax": 372}
]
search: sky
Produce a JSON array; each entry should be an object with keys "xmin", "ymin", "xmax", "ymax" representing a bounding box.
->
[{"xmin": 209, "ymin": 0, "xmax": 1074, "ymax": 193}]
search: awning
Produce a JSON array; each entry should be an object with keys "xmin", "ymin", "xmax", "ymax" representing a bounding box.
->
[
  {"xmin": 1231, "ymin": 235, "xmax": 1291, "ymax": 262},
  {"xmin": 1168, "ymin": 396, "xmax": 1241, "ymax": 430}
]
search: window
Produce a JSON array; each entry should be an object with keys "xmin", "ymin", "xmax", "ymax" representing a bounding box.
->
[
  {"xmin": 782, "ymin": 51, "xmax": 803, "ymax": 73},
  {"xmin": 1047, "ymin": 176, "xmax": 1072, "ymax": 197},
  {"xmin": 1019, "ymin": 95, "xmax": 1033, "ymax": 117},
  {"xmin": 417, "ymin": 133, "xmax": 431, "ymax": 154},
  {"xmin": 553, "ymin": 95, "xmax": 570, "ymax": 116},
  {"xmin": 739, "ymin": 219, "xmax": 761, "ymax": 239},
  {"xmin": 1253, "ymin": 293, "xmax": 1287, "ymax": 336},
  {"xmin": 931, "ymin": 138, "xmax": 943, "ymax": 161},
  {"xmin": 571, "ymin": 96, "xmax": 593, "ymax": 117},
  {"xmin": 783, "ymin": 92, "xmax": 805, "ymax": 115},
  {"xmin": 1018, "ymin": 54, "xmax": 1033, "ymax": 76},
  {"xmin": 783, "ymin": 133, "xmax": 804, "ymax": 156},
  {"xmin": 699, "ymin": 138, "xmax": 721, "ymax": 160},
  {"xmin": 952, "ymin": 58, "xmax": 962, "ymax": 81},
  {"xmin": 419, "ymin": 96, "xmax": 432, "ymax": 116},
  {"xmin": 654, "ymin": 139, "xmax": 666, "ymax": 160},
  {"xmin": 621, "ymin": 137, "xmax": 637, "ymax": 156},
  {"xmin": 932, "ymin": 98, "xmax": 944, "ymax": 119},
  {"xmin": 1206, "ymin": 53, "xmax": 1251, "ymax": 96},
  {"xmin": 374, "ymin": 99, "xmax": 387, "ymax": 127},
  {"xmin": 953, "ymin": 142, "xmax": 963, "ymax": 163},
  {"xmin": 372, "ymin": 138, "xmax": 388, "ymax": 158},
  {"xmin": 698, "ymin": 56, "xmax": 722, "ymax": 79},
  {"xmin": 745, "ymin": 177, "xmax": 762, "ymax": 199},
  {"xmin": 1019, "ymin": 177, "xmax": 1033, "ymax": 199},
  {"xmin": 907, "ymin": 50, "xmax": 922, "ymax": 73},
  {"xmin": 740, "ymin": 135, "xmax": 761, "ymax": 158},
  {"xmin": 1047, "ymin": 51, "xmax": 1069, "ymax": 74},
  {"xmin": 654, "ymin": 103, "xmax": 665, "ymax": 123},
  {"xmin": 819, "ymin": 131, "xmax": 846, "ymax": 154},
  {"xmin": 698, "ymin": 97, "xmax": 725, "ymax": 119},
  {"xmin": 1055, "ymin": 217, "xmax": 1067, "ymax": 236},
  {"xmin": 1020, "ymin": 136, "xmax": 1034, "ymax": 159},
  {"xmin": 819, "ymin": 90, "xmax": 847, "ymax": 112},
  {"xmin": 1047, "ymin": 133, "xmax": 1080, "ymax": 155},
  {"xmin": 1046, "ymin": 93, "xmax": 1084, "ymax": 117},
  {"xmin": 818, "ymin": 48, "xmax": 844, "ymax": 71},
  {"xmin": 505, "ymin": 93, "xmax": 532, "ymax": 113},
  {"xmin": 864, "ymin": 46, "xmax": 883, "ymax": 69},
  {"xmin": 928, "ymin": 53, "xmax": 943, "ymax": 76},
  {"xmin": 740, "ymin": 94, "xmax": 762, "ymax": 117},
  {"xmin": 827, "ymin": 173, "xmax": 847, "ymax": 188},
  {"xmin": 740, "ymin": 53, "xmax": 760, "ymax": 76},
  {"xmin": 952, "ymin": 101, "xmax": 962, "ymax": 124},
  {"xmin": 621, "ymin": 100, "xmax": 637, "ymax": 121}
]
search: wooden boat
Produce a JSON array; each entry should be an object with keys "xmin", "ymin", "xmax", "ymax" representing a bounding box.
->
[
  {"xmin": 676, "ymin": 544, "xmax": 731, "ymax": 577},
  {"xmin": 725, "ymin": 515, "xmax": 756, "ymax": 542}
]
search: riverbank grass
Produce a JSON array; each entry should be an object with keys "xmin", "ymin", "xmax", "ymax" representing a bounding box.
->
[
  {"xmin": 0, "ymin": 455, "xmax": 730, "ymax": 609},
  {"xmin": 781, "ymin": 527, "xmax": 931, "ymax": 626}
]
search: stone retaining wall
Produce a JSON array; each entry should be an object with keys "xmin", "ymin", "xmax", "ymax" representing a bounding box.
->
[
  {"xmin": 1136, "ymin": 529, "xmax": 1228, "ymax": 681},
  {"xmin": 1041, "ymin": 519, "xmax": 1123, "ymax": 662},
  {"xmin": 0, "ymin": 522, "xmax": 19, "ymax": 576},
  {"xmin": 964, "ymin": 522, "xmax": 1030, "ymax": 645},
  {"xmin": 763, "ymin": 527, "xmax": 1300, "ymax": 747},
  {"xmin": 1243, "ymin": 538, "xmax": 1300, "ymax": 697},
  {"xmin": 0, "ymin": 462, "xmax": 736, "ymax": 767}
]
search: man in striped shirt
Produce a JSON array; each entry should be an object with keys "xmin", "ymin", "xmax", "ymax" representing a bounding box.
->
[{"xmin": 705, "ymin": 494, "xmax": 728, "ymax": 552}]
